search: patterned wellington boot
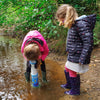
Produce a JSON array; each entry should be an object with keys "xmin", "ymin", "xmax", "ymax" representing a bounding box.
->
[
  {"xmin": 61, "ymin": 70, "xmax": 71, "ymax": 89},
  {"xmin": 64, "ymin": 74, "xmax": 80, "ymax": 95}
]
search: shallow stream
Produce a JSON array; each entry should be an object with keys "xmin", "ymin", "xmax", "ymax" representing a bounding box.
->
[
  {"xmin": 0, "ymin": 36, "xmax": 100, "ymax": 100},
  {"xmin": 0, "ymin": 36, "xmax": 65, "ymax": 100}
]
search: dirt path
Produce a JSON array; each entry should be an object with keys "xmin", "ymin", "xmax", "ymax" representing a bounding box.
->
[{"xmin": 47, "ymin": 46, "xmax": 100, "ymax": 100}]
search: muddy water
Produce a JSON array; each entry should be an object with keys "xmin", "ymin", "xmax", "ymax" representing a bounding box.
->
[
  {"xmin": 0, "ymin": 36, "xmax": 100, "ymax": 100},
  {"xmin": 0, "ymin": 36, "xmax": 66, "ymax": 100}
]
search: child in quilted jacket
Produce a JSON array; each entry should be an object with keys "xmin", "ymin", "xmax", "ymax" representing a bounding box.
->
[
  {"xmin": 56, "ymin": 4, "xmax": 96, "ymax": 95},
  {"xmin": 21, "ymin": 30, "xmax": 49, "ymax": 87}
]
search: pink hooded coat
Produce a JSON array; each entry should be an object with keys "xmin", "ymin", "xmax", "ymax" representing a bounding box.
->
[{"xmin": 21, "ymin": 30, "xmax": 49, "ymax": 61}]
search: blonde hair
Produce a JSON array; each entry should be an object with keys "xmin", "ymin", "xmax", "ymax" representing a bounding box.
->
[
  {"xmin": 56, "ymin": 4, "xmax": 78, "ymax": 28},
  {"xmin": 24, "ymin": 43, "xmax": 40, "ymax": 61}
]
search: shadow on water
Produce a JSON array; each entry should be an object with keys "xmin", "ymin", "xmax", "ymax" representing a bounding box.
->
[{"xmin": 0, "ymin": 36, "xmax": 65, "ymax": 100}]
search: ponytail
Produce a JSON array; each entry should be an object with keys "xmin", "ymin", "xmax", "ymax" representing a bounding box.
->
[
  {"xmin": 56, "ymin": 4, "xmax": 78, "ymax": 29},
  {"xmin": 64, "ymin": 6, "xmax": 78, "ymax": 28}
]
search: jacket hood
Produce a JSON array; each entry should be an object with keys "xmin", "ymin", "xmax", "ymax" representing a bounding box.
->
[{"xmin": 75, "ymin": 14, "xmax": 96, "ymax": 30}]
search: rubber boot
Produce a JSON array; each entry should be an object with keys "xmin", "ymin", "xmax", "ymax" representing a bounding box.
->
[
  {"xmin": 64, "ymin": 74, "xmax": 80, "ymax": 95},
  {"xmin": 31, "ymin": 73, "xmax": 40, "ymax": 88},
  {"xmin": 24, "ymin": 72, "xmax": 30, "ymax": 82},
  {"xmin": 61, "ymin": 70, "xmax": 71, "ymax": 89},
  {"xmin": 42, "ymin": 71, "xmax": 47, "ymax": 83}
]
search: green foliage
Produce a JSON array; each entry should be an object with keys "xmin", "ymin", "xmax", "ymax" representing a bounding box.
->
[
  {"xmin": 0, "ymin": 0, "xmax": 58, "ymax": 39},
  {"xmin": 57, "ymin": 0, "xmax": 63, "ymax": 4},
  {"xmin": 57, "ymin": 0, "xmax": 100, "ymax": 46},
  {"xmin": 94, "ymin": 21, "xmax": 100, "ymax": 45},
  {"xmin": 0, "ymin": 35, "xmax": 20, "ymax": 47},
  {"xmin": 0, "ymin": 0, "xmax": 100, "ymax": 48},
  {"xmin": 58, "ymin": 0, "xmax": 97, "ymax": 15}
]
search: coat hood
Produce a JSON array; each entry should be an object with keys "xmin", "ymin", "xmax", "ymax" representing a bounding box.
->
[{"xmin": 75, "ymin": 14, "xmax": 96, "ymax": 30}]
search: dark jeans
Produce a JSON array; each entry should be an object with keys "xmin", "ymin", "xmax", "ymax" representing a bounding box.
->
[{"xmin": 26, "ymin": 60, "xmax": 46, "ymax": 73}]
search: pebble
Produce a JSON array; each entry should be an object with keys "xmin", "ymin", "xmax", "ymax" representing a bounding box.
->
[
  {"xmin": 86, "ymin": 80, "xmax": 91, "ymax": 84},
  {"xmin": 93, "ymin": 64, "xmax": 96, "ymax": 67},
  {"xmin": 94, "ymin": 60, "xmax": 100, "ymax": 63}
]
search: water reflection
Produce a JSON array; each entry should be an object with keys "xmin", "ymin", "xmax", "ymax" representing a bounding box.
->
[
  {"xmin": 0, "ymin": 36, "xmax": 65, "ymax": 100},
  {"xmin": 0, "ymin": 36, "xmax": 26, "ymax": 100}
]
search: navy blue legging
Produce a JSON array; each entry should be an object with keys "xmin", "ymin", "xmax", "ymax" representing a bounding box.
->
[{"xmin": 26, "ymin": 60, "xmax": 46, "ymax": 73}]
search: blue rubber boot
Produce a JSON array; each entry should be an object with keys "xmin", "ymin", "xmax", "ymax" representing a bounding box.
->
[
  {"xmin": 61, "ymin": 70, "xmax": 71, "ymax": 89},
  {"xmin": 31, "ymin": 73, "xmax": 40, "ymax": 88},
  {"xmin": 64, "ymin": 74, "xmax": 80, "ymax": 95}
]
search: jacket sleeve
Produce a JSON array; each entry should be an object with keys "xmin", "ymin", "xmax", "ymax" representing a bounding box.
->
[{"xmin": 77, "ymin": 21, "xmax": 94, "ymax": 64}]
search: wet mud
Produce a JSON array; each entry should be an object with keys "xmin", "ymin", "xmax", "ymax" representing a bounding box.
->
[
  {"xmin": 0, "ymin": 36, "xmax": 65, "ymax": 100},
  {"xmin": 0, "ymin": 36, "xmax": 100, "ymax": 100}
]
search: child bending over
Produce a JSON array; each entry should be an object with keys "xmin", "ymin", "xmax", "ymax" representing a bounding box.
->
[{"xmin": 21, "ymin": 30, "xmax": 49, "ymax": 87}]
